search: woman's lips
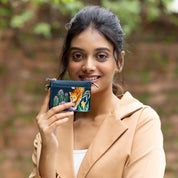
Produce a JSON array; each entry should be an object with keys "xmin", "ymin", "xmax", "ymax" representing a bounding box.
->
[{"xmin": 79, "ymin": 75, "xmax": 101, "ymax": 82}]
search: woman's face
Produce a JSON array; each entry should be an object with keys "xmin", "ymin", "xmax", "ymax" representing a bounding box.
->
[{"xmin": 67, "ymin": 27, "xmax": 119, "ymax": 94}]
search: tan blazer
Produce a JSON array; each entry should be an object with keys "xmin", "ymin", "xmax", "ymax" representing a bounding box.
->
[{"xmin": 29, "ymin": 92, "xmax": 166, "ymax": 178}]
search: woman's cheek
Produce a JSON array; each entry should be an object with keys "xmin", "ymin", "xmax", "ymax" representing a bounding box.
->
[{"xmin": 67, "ymin": 63, "xmax": 80, "ymax": 79}]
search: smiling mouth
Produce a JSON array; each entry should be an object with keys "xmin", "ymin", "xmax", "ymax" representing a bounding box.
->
[{"xmin": 79, "ymin": 76, "xmax": 101, "ymax": 81}]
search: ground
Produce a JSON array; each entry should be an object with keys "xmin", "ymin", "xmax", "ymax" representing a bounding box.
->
[{"xmin": 0, "ymin": 31, "xmax": 178, "ymax": 177}]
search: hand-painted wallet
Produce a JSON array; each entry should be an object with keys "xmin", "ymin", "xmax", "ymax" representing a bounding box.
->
[{"xmin": 45, "ymin": 78, "xmax": 94, "ymax": 112}]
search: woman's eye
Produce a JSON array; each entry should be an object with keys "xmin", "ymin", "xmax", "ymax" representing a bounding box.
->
[
  {"xmin": 96, "ymin": 53, "xmax": 108, "ymax": 61},
  {"xmin": 99, "ymin": 54, "xmax": 107, "ymax": 58},
  {"xmin": 72, "ymin": 53, "xmax": 83, "ymax": 61}
]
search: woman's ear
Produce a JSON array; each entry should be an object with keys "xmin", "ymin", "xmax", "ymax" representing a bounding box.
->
[{"xmin": 115, "ymin": 50, "xmax": 125, "ymax": 73}]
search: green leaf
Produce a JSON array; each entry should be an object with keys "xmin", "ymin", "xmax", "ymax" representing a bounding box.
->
[
  {"xmin": 10, "ymin": 11, "xmax": 34, "ymax": 28},
  {"xmin": 33, "ymin": 22, "xmax": 51, "ymax": 38}
]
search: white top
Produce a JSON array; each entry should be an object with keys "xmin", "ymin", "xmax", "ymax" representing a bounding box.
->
[{"xmin": 73, "ymin": 149, "xmax": 88, "ymax": 177}]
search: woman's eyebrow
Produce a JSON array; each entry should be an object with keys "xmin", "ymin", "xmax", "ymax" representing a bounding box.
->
[
  {"xmin": 95, "ymin": 48, "xmax": 111, "ymax": 52},
  {"xmin": 70, "ymin": 47, "xmax": 85, "ymax": 51},
  {"xmin": 69, "ymin": 47, "xmax": 111, "ymax": 52}
]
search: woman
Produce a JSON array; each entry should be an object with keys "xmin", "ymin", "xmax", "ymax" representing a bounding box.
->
[{"xmin": 29, "ymin": 6, "xmax": 166, "ymax": 178}]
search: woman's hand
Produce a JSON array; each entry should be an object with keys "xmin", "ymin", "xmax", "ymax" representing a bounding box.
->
[{"xmin": 36, "ymin": 90, "xmax": 74, "ymax": 151}]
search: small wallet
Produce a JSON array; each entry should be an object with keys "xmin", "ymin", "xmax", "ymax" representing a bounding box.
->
[{"xmin": 45, "ymin": 78, "xmax": 93, "ymax": 112}]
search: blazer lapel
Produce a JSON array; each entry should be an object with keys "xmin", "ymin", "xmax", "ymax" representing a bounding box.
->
[
  {"xmin": 78, "ymin": 92, "xmax": 143, "ymax": 178},
  {"xmin": 77, "ymin": 112, "xmax": 128, "ymax": 177}
]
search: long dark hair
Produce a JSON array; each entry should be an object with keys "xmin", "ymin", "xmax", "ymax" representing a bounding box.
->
[{"xmin": 58, "ymin": 6, "xmax": 125, "ymax": 95}]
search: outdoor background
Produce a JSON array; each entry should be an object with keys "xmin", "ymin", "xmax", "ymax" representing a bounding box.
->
[{"xmin": 0, "ymin": 0, "xmax": 178, "ymax": 177}]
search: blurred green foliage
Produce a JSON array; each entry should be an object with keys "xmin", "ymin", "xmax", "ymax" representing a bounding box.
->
[
  {"xmin": 33, "ymin": 22, "xmax": 51, "ymax": 38},
  {"xmin": 0, "ymin": 0, "xmax": 176, "ymax": 37},
  {"xmin": 102, "ymin": 0, "xmax": 140, "ymax": 35},
  {"xmin": 10, "ymin": 11, "xmax": 34, "ymax": 28}
]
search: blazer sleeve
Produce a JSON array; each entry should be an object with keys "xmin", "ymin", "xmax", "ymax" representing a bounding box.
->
[
  {"xmin": 29, "ymin": 133, "xmax": 42, "ymax": 178},
  {"xmin": 29, "ymin": 133, "xmax": 61, "ymax": 178},
  {"xmin": 123, "ymin": 107, "xmax": 166, "ymax": 178}
]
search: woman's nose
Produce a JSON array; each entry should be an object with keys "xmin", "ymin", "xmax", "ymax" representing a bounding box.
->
[{"xmin": 82, "ymin": 58, "xmax": 96, "ymax": 73}]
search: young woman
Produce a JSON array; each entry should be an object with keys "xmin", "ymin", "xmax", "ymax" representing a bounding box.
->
[{"xmin": 29, "ymin": 6, "xmax": 166, "ymax": 178}]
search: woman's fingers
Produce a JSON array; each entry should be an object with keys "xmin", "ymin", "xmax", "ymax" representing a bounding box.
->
[
  {"xmin": 36, "ymin": 102, "xmax": 74, "ymax": 133},
  {"xmin": 45, "ymin": 102, "xmax": 73, "ymax": 119},
  {"xmin": 47, "ymin": 117, "xmax": 70, "ymax": 133},
  {"xmin": 38, "ymin": 90, "xmax": 50, "ymax": 115},
  {"xmin": 47, "ymin": 111, "xmax": 74, "ymax": 126},
  {"xmin": 36, "ymin": 93, "xmax": 74, "ymax": 136},
  {"xmin": 37, "ymin": 89, "xmax": 73, "ymax": 120},
  {"xmin": 37, "ymin": 112, "xmax": 73, "ymax": 135}
]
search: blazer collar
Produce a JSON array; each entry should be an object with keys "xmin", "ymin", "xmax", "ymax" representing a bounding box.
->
[
  {"xmin": 56, "ymin": 92, "xmax": 143, "ymax": 178},
  {"xmin": 78, "ymin": 92, "xmax": 143, "ymax": 177},
  {"xmin": 78, "ymin": 113, "xmax": 128, "ymax": 177}
]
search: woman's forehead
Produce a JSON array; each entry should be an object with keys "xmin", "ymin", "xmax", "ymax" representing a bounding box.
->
[{"xmin": 70, "ymin": 28, "xmax": 114, "ymax": 51}]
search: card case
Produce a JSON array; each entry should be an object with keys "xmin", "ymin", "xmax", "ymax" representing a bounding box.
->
[{"xmin": 46, "ymin": 78, "xmax": 93, "ymax": 112}]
